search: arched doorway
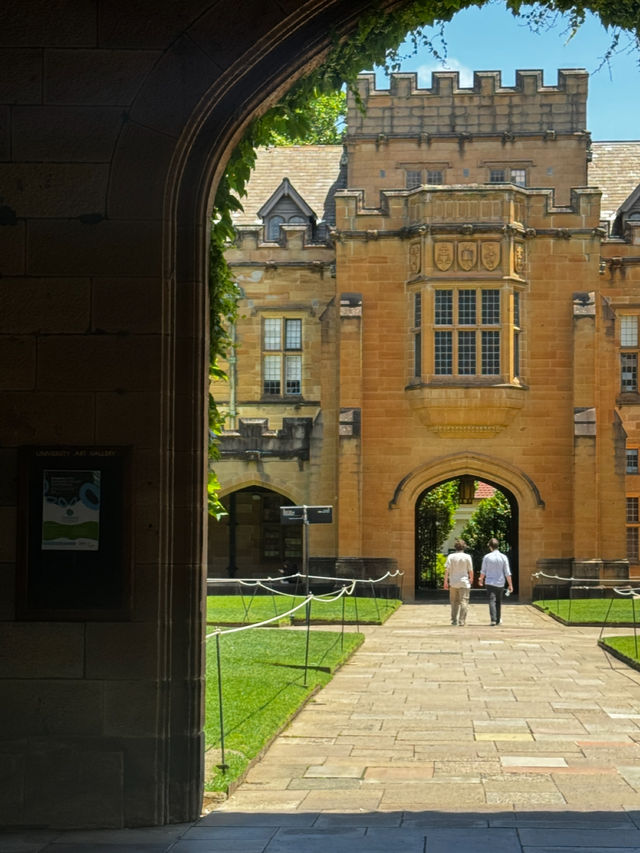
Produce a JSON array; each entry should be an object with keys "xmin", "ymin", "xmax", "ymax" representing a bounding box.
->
[
  {"xmin": 208, "ymin": 486, "xmax": 302, "ymax": 578},
  {"xmin": 415, "ymin": 476, "xmax": 519, "ymax": 597}
]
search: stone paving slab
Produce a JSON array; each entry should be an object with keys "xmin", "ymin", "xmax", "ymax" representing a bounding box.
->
[{"xmin": 10, "ymin": 603, "xmax": 640, "ymax": 851}]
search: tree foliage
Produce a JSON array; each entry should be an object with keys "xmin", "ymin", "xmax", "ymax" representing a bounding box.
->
[
  {"xmin": 416, "ymin": 480, "xmax": 460, "ymax": 585},
  {"xmin": 460, "ymin": 490, "xmax": 512, "ymax": 569},
  {"xmin": 268, "ymin": 91, "xmax": 347, "ymax": 145},
  {"xmin": 208, "ymin": 0, "xmax": 640, "ymax": 514}
]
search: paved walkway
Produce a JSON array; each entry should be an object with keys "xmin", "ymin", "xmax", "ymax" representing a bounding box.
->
[{"xmin": 5, "ymin": 602, "xmax": 640, "ymax": 851}]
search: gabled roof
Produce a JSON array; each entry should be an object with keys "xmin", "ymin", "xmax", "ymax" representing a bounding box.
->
[
  {"xmin": 589, "ymin": 141, "xmax": 640, "ymax": 224},
  {"xmin": 617, "ymin": 181, "xmax": 640, "ymax": 216},
  {"xmin": 231, "ymin": 145, "xmax": 345, "ymax": 226},
  {"xmin": 257, "ymin": 177, "xmax": 316, "ymax": 221}
]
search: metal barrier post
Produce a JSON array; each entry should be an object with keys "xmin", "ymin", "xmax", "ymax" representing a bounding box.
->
[{"xmin": 215, "ymin": 633, "xmax": 228, "ymax": 771}]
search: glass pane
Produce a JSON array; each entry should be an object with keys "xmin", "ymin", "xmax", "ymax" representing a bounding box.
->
[
  {"xmin": 481, "ymin": 331, "xmax": 500, "ymax": 375},
  {"xmin": 414, "ymin": 292, "xmax": 422, "ymax": 327},
  {"xmin": 513, "ymin": 292, "xmax": 520, "ymax": 327},
  {"xmin": 481, "ymin": 290, "xmax": 500, "ymax": 325},
  {"xmin": 427, "ymin": 170, "xmax": 443, "ymax": 184},
  {"xmin": 263, "ymin": 355, "xmax": 281, "ymax": 395},
  {"xmin": 513, "ymin": 331, "xmax": 520, "ymax": 379},
  {"xmin": 434, "ymin": 331, "xmax": 452, "ymax": 374},
  {"xmin": 405, "ymin": 170, "xmax": 421, "ymax": 189},
  {"xmin": 458, "ymin": 291, "xmax": 476, "ymax": 325},
  {"xmin": 627, "ymin": 497, "xmax": 639, "ymax": 523},
  {"xmin": 434, "ymin": 291, "xmax": 452, "ymax": 325},
  {"xmin": 284, "ymin": 318, "xmax": 302, "ymax": 350},
  {"xmin": 263, "ymin": 318, "xmax": 281, "ymax": 350},
  {"xmin": 622, "ymin": 353, "xmax": 638, "ymax": 392},
  {"xmin": 628, "ymin": 527, "xmax": 639, "ymax": 561},
  {"xmin": 268, "ymin": 215, "xmax": 284, "ymax": 241},
  {"xmin": 414, "ymin": 331, "xmax": 422, "ymax": 378},
  {"xmin": 621, "ymin": 316, "xmax": 638, "ymax": 347},
  {"xmin": 489, "ymin": 169, "xmax": 505, "ymax": 183},
  {"xmin": 285, "ymin": 355, "xmax": 301, "ymax": 395},
  {"xmin": 458, "ymin": 330, "xmax": 476, "ymax": 375},
  {"xmin": 627, "ymin": 449, "xmax": 639, "ymax": 474},
  {"xmin": 511, "ymin": 169, "xmax": 526, "ymax": 186}
]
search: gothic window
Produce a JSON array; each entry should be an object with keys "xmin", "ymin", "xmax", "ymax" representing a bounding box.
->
[
  {"xmin": 433, "ymin": 287, "xmax": 502, "ymax": 378},
  {"xmin": 489, "ymin": 167, "xmax": 526, "ymax": 186},
  {"xmin": 621, "ymin": 315, "xmax": 639, "ymax": 394},
  {"xmin": 627, "ymin": 497, "xmax": 640, "ymax": 562},
  {"xmin": 263, "ymin": 318, "xmax": 302, "ymax": 397},
  {"xmin": 412, "ymin": 292, "xmax": 422, "ymax": 378},
  {"xmin": 267, "ymin": 215, "xmax": 284, "ymax": 241}
]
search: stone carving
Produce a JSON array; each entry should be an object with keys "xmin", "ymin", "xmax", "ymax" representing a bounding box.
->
[
  {"xmin": 409, "ymin": 241, "xmax": 421, "ymax": 274},
  {"xmin": 458, "ymin": 241, "xmax": 477, "ymax": 271},
  {"xmin": 514, "ymin": 243, "xmax": 525, "ymax": 274},
  {"xmin": 434, "ymin": 242, "xmax": 454, "ymax": 271},
  {"xmin": 481, "ymin": 241, "xmax": 501, "ymax": 271}
]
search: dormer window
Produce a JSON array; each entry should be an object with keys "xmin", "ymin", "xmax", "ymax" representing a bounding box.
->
[
  {"xmin": 258, "ymin": 177, "xmax": 317, "ymax": 242},
  {"xmin": 267, "ymin": 215, "xmax": 284, "ymax": 241}
]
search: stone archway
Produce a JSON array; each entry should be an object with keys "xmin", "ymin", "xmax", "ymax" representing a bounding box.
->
[{"xmin": 390, "ymin": 452, "xmax": 544, "ymax": 601}]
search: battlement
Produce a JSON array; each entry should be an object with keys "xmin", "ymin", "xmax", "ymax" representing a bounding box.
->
[{"xmin": 348, "ymin": 69, "xmax": 588, "ymax": 138}]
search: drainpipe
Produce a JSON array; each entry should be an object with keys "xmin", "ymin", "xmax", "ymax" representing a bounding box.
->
[{"xmin": 228, "ymin": 323, "xmax": 237, "ymax": 430}]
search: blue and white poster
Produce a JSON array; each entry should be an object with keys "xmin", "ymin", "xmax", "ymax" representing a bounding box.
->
[{"xmin": 41, "ymin": 470, "xmax": 101, "ymax": 551}]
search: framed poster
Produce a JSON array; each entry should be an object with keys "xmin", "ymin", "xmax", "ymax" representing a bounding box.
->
[{"xmin": 17, "ymin": 446, "xmax": 132, "ymax": 620}]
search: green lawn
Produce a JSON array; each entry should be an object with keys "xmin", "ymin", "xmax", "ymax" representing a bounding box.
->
[
  {"xmin": 206, "ymin": 592, "xmax": 401, "ymax": 626},
  {"xmin": 534, "ymin": 598, "xmax": 640, "ymax": 625},
  {"xmin": 204, "ymin": 626, "xmax": 364, "ymax": 792}
]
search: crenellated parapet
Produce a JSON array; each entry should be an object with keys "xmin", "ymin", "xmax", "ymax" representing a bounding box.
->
[
  {"xmin": 333, "ymin": 184, "xmax": 602, "ymax": 238},
  {"xmin": 349, "ymin": 69, "xmax": 588, "ymax": 139},
  {"xmin": 218, "ymin": 417, "xmax": 313, "ymax": 461}
]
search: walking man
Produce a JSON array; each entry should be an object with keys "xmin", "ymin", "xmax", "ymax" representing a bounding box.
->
[
  {"xmin": 443, "ymin": 539, "xmax": 474, "ymax": 626},
  {"xmin": 478, "ymin": 538, "xmax": 513, "ymax": 625}
]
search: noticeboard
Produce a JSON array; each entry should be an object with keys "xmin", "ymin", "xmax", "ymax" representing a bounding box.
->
[{"xmin": 17, "ymin": 446, "xmax": 132, "ymax": 620}]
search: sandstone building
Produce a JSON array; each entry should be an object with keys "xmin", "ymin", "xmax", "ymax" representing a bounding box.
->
[{"xmin": 210, "ymin": 69, "xmax": 640, "ymax": 601}]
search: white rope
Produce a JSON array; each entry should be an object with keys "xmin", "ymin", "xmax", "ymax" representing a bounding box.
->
[
  {"xmin": 207, "ymin": 569, "xmax": 404, "ymax": 587},
  {"xmin": 532, "ymin": 570, "xmax": 633, "ymax": 585},
  {"xmin": 206, "ymin": 595, "xmax": 313, "ymax": 638}
]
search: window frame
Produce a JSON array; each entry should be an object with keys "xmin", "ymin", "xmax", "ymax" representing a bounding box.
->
[
  {"xmin": 261, "ymin": 316, "xmax": 303, "ymax": 398},
  {"xmin": 414, "ymin": 284, "xmax": 523, "ymax": 385}
]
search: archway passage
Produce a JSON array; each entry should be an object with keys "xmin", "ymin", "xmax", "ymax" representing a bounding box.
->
[
  {"xmin": 415, "ymin": 477, "xmax": 519, "ymax": 597},
  {"xmin": 208, "ymin": 487, "xmax": 302, "ymax": 578}
]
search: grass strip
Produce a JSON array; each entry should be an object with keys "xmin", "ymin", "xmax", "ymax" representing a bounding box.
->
[
  {"xmin": 534, "ymin": 598, "xmax": 640, "ymax": 625},
  {"xmin": 599, "ymin": 636, "xmax": 640, "ymax": 671},
  {"xmin": 207, "ymin": 593, "xmax": 401, "ymax": 626},
  {"xmin": 204, "ymin": 627, "xmax": 364, "ymax": 792}
]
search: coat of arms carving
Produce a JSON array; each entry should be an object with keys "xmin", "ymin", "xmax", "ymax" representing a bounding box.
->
[
  {"xmin": 409, "ymin": 241, "xmax": 421, "ymax": 274},
  {"xmin": 434, "ymin": 242, "xmax": 454, "ymax": 272},
  {"xmin": 514, "ymin": 243, "xmax": 525, "ymax": 274},
  {"xmin": 480, "ymin": 241, "xmax": 501, "ymax": 271},
  {"xmin": 458, "ymin": 241, "xmax": 477, "ymax": 271}
]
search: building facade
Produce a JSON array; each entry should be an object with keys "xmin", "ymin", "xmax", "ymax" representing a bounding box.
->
[{"xmin": 211, "ymin": 69, "xmax": 640, "ymax": 600}]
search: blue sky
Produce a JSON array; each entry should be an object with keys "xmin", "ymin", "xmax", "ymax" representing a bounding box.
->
[{"xmin": 372, "ymin": 4, "xmax": 640, "ymax": 140}]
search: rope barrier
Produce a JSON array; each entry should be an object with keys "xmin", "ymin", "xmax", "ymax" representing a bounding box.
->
[{"xmin": 207, "ymin": 568, "xmax": 404, "ymax": 773}]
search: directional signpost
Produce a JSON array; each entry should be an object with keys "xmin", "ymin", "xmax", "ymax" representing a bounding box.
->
[
  {"xmin": 280, "ymin": 505, "xmax": 333, "ymax": 595},
  {"xmin": 280, "ymin": 505, "xmax": 333, "ymax": 685}
]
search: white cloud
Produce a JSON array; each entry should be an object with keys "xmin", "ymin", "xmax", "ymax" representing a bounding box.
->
[{"xmin": 416, "ymin": 59, "xmax": 474, "ymax": 88}]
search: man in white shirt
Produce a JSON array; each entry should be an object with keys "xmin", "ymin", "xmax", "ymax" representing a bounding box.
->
[
  {"xmin": 479, "ymin": 538, "xmax": 513, "ymax": 625},
  {"xmin": 443, "ymin": 539, "xmax": 474, "ymax": 626}
]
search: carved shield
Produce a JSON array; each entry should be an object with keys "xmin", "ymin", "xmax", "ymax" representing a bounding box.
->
[
  {"xmin": 514, "ymin": 243, "xmax": 525, "ymax": 274},
  {"xmin": 481, "ymin": 241, "xmax": 501, "ymax": 271},
  {"xmin": 409, "ymin": 241, "xmax": 421, "ymax": 274},
  {"xmin": 434, "ymin": 242, "xmax": 453, "ymax": 272},
  {"xmin": 458, "ymin": 241, "xmax": 477, "ymax": 271}
]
